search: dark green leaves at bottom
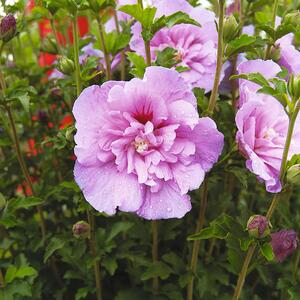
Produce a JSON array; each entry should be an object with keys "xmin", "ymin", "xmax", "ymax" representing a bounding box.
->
[{"xmin": 141, "ymin": 261, "xmax": 173, "ymax": 280}]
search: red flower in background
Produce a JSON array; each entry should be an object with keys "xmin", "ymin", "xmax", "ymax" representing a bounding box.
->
[
  {"xmin": 59, "ymin": 114, "xmax": 73, "ymax": 130},
  {"xmin": 27, "ymin": 0, "xmax": 89, "ymax": 68}
]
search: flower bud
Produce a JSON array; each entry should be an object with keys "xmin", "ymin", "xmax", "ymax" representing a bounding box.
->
[
  {"xmin": 283, "ymin": 12, "xmax": 300, "ymax": 26},
  {"xmin": 287, "ymin": 164, "xmax": 300, "ymax": 186},
  {"xmin": 223, "ymin": 15, "xmax": 239, "ymax": 43},
  {"xmin": 38, "ymin": 110, "xmax": 48, "ymax": 124},
  {"xmin": 270, "ymin": 229, "xmax": 298, "ymax": 262},
  {"xmin": 41, "ymin": 36, "xmax": 58, "ymax": 54},
  {"xmin": 65, "ymin": 127, "xmax": 74, "ymax": 142},
  {"xmin": 247, "ymin": 215, "xmax": 271, "ymax": 238},
  {"xmin": 288, "ymin": 74, "xmax": 300, "ymax": 102},
  {"xmin": 57, "ymin": 57, "xmax": 75, "ymax": 75},
  {"xmin": 0, "ymin": 193, "xmax": 6, "ymax": 210},
  {"xmin": 50, "ymin": 87, "xmax": 63, "ymax": 101},
  {"xmin": 72, "ymin": 221, "xmax": 90, "ymax": 239},
  {"xmin": 0, "ymin": 14, "xmax": 17, "ymax": 43}
]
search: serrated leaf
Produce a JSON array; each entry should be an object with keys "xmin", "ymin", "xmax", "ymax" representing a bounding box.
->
[
  {"xmin": 141, "ymin": 261, "xmax": 173, "ymax": 280},
  {"xmin": 17, "ymin": 93, "xmax": 30, "ymax": 113},
  {"xmin": 44, "ymin": 237, "xmax": 66, "ymax": 263},
  {"xmin": 119, "ymin": 4, "xmax": 156, "ymax": 29},
  {"xmin": 102, "ymin": 257, "xmax": 118, "ymax": 275},
  {"xmin": 126, "ymin": 52, "xmax": 147, "ymax": 78},
  {"xmin": 225, "ymin": 35, "xmax": 257, "ymax": 58},
  {"xmin": 155, "ymin": 47, "xmax": 178, "ymax": 68}
]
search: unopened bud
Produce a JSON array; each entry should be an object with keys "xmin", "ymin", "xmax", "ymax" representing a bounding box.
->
[
  {"xmin": 72, "ymin": 221, "xmax": 90, "ymax": 239},
  {"xmin": 0, "ymin": 14, "xmax": 17, "ymax": 43},
  {"xmin": 270, "ymin": 229, "xmax": 298, "ymax": 262},
  {"xmin": 283, "ymin": 12, "xmax": 300, "ymax": 26},
  {"xmin": 287, "ymin": 164, "xmax": 300, "ymax": 186},
  {"xmin": 247, "ymin": 215, "xmax": 271, "ymax": 238},
  {"xmin": 50, "ymin": 87, "xmax": 63, "ymax": 101},
  {"xmin": 41, "ymin": 36, "xmax": 58, "ymax": 54},
  {"xmin": 57, "ymin": 57, "xmax": 75, "ymax": 75},
  {"xmin": 223, "ymin": 15, "xmax": 239, "ymax": 43},
  {"xmin": 65, "ymin": 127, "xmax": 74, "ymax": 142},
  {"xmin": 288, "ymin": 74, "xmax": 300, "ymax": 102}
]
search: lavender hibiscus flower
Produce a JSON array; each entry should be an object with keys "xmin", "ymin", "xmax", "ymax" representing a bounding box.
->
[
  {"xmin": 73, "ymin": 66, "xmax": 224, "ymax": 219},
  {"xmin": 129, "ymin": 1, "xmax": 219, "ymax": 92},
  {"xmin": 236, "ymin": 60, "xmax": 300, "ymax": 192}
]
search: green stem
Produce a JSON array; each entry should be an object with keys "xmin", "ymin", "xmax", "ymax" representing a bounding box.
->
[
  {"xmin": 72, "ymin": 14, "xmax": 81, "ymax": 96},
  {"xmin": 232, "ymin": 244, "xmax": 256, "ymax": 300},
  {"xmin": 0, "ymin": 269, "xmax": 5, "ymax": 288},
  {"xmin": 232, "ymin": 100, "xmax": 300, "ymax": 300},
  {"xmin": 264, "ymin": 0, "xmax": 279, "ymax": 59},
  {"xmin": 145, "ymin": 40, "xmax": 151, "ymax": 66},
  {"xmin": 96, "ymin": 15, "xmax": 111, "ymax": 80},
  {"xmin": 207, "ymin": 0, "xmax": 225, "ymax": 116},
  {"xmin": 186, "ymin": 179, "xmax": 209, "ymax": 300},
  {"xmin": 113, "ymin": 10, "xmax": 126, "ymax": 80},
  {"xmin": 50, "ymin": 18, "xmax": 63, "ymax": 55},
  {"xmin": 87, "ymin": 210, "xmax": 102, "ymax": 300}
]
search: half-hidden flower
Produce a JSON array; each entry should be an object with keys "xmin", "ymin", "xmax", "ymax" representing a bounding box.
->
[
  {"xmin": 237, "ymin": 59, "xmax": 281, "ymax": 107},
  {"xmin": 236, "ymin": 90, "xmax": 300, "ymax": 193},
  {"xmin": 270, "ymin": 229, "xmax": 298, "ymax": 262},
  {"xmin": 73, "ymin": 66, "xmax": 224, "ymax": 219}
]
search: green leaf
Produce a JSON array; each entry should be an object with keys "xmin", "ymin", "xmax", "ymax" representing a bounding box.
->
[
  {"xmin": 230, "ymin": 72, "xmax": 270, "ymax": 87},
  {"xmin": 260, "ymin": 243, "xmax": 275, "ymax": 261},
  {"xmin": 44, "ymin": 237, "xmax": 66, "ymax": 263},
  {"xmin": 15, "ymin": 266, "xmax": 37, "ymax": 279},
  {"xmin": 106, "ymin": 221, "xmax": 133, "ymax": 243},
  {"xmin": 102, "ymin": 257, "xmax": 118, "ymax": 275},
  {"xmin": 126, "ymin": 52, "xmax": 147, "ymax": 78},
  {"xmin": 119, "ymin": 4, "xmax": 156, "ymax": 29},
  {"xmin": 188, "ymin": 214, "xmax": 245, "ymax": 241},
  {"xmin": 18, "ymin": 93, "xmax": 30, "ymax": 113},
  {"xmin": 5, "ymin": 265, "xmax": 18, "ymax": 284},
  {"xmin": 7, "ymin": 197, "xmax": 44, "ymax": 212},
  {"xmin": 155, "ymin": 47, "xmax": 178, "ymax": 68},
  {"xmin": 141, "ymin": 261, "xmax": 173, "ymax": 280},
  {"xmin": 75, "ymin": 287, "xmax": 90, "ymax": 300},
  {"xmin": 225, "ymin": 34, "xmax": 257, "ymax": 58}
]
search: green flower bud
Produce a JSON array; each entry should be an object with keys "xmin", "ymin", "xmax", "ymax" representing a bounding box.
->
[
  {"xmin": 247, "ymin": 215, "xmax": 271, "ymax": 238},
  {"xmin": 65, "ymin": 127, "xmax": 74, "ymax": 142},
  {"xmin": 0, "ymin": 193, "xmax": 6, "ymax": 210},
  {"xmin": 287, "ymin": 164, "xmax": 300, "ymax": 186},
  {"xmin": 57, "ymin": 57, "xmax": 75, "ymax": 75},
  {"xmin": 0, "ymin": 14, "xmax": 17, "ymax": 43},
  {"xmin": 72, "ymin": 221, "xmax": 90, "ymax": 239},
  {"xmin": 283, "ymin": 12, "xmax": 300, "ymax": 26},
  {"xmin": 270, "ymin": 45, "xmax": 281, "ymax": 62},
  {"xmin": 41, "ymin": 36, "xmax": 58, "ymax": 54},
  {"xmin": 223, "ymin": 15, "xmax": 239, "ymax": 43},
  {"xmin": 288, "ymin": 74, "xmax": 300, "ymax": 102}
]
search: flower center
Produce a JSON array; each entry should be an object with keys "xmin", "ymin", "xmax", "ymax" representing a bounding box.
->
[
  {"xmin": 263, "ymin": 128, "xmax": 277, "ymax": 140},
  {"xmin": 133, "ymin": 139, "xmax": 149, "ymax": 153}
]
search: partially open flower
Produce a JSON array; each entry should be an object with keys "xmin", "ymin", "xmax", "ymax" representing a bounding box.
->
[
  {"xmin": 270, "ymin": 229, "xmax": 298, "ymax": 262},
  {"xmin": 247, "ymin": 215, "xmax": 270, "ymax": 238},
  {"xmin": 72, "ymin": 221, "xmax": 90, "ymax": 239},
  {"xmin": 0, "ymin": 14, "xmax": 17, "ymax": 43}
]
